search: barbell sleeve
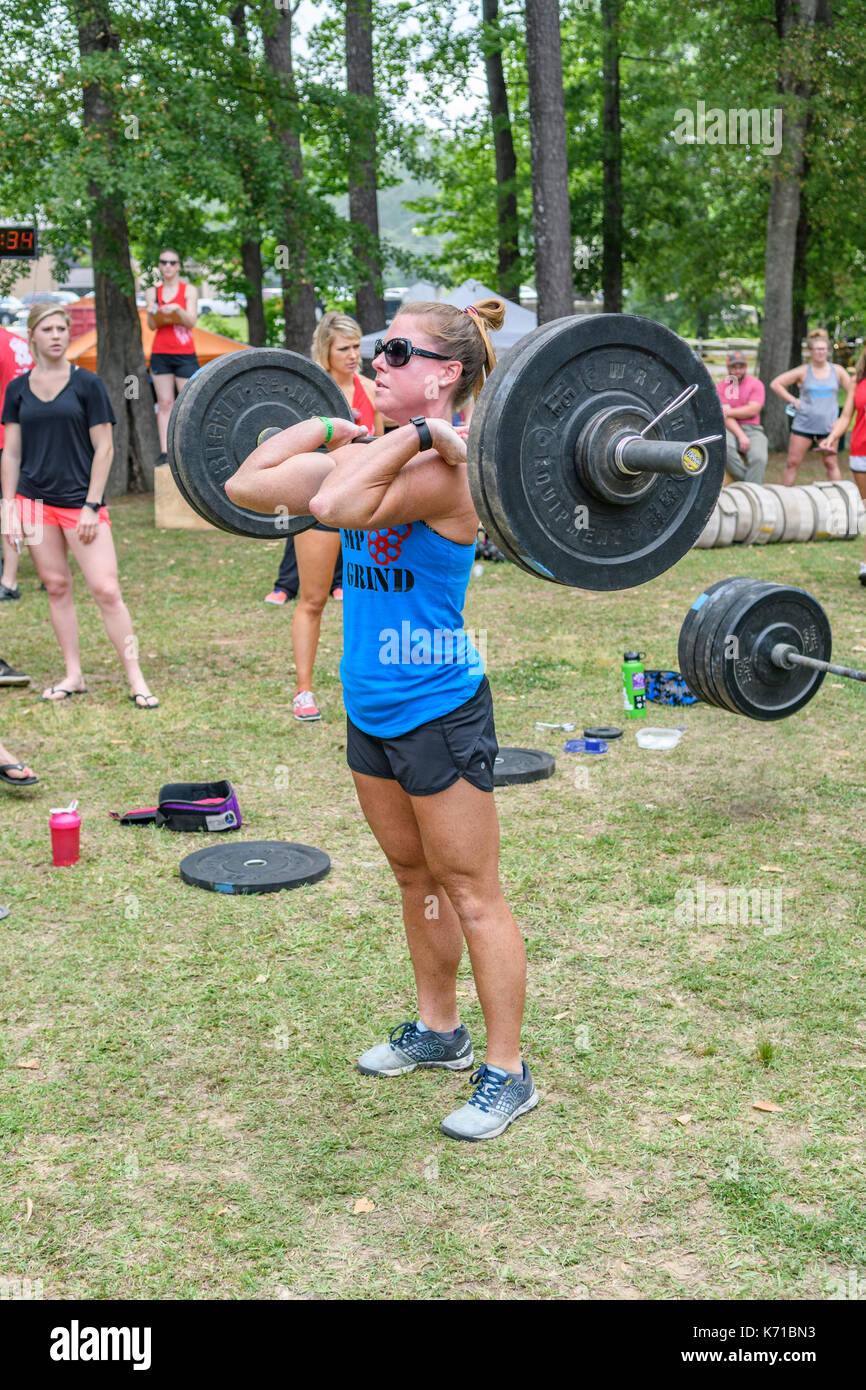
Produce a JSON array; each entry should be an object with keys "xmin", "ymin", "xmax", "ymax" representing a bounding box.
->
[
  {"xmin": 614, "ymin": 434, "xmax": 714, "ymax": 478},
  {"xmin": 771, "ymin": 644, "xmax": 866, "ymax": 684}
]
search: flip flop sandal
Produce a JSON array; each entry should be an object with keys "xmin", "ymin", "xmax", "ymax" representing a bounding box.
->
[
  {"xmin": 40, "ymin": 686, "xmax": 89, "ymax": 702},
  {"xmin": 130, "ymin": 693, "xmax": 160, "ymax": 709},
  {"xmin": 0, "ymin": 763, "xmax": 39, "ymax": 786}
]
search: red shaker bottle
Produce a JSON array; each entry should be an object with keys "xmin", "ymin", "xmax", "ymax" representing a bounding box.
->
[{"xmin": 49, "ymin": 800, "xmax": 81, "ymax": 867}]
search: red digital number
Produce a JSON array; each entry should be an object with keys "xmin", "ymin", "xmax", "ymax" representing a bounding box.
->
[
  {"xmin": 21, "ymin": 229, "xmax": 33, "ymax": 250},
  {"xmin": 7, "ymin": 229, "xmax": 19, "ymax": 250}
]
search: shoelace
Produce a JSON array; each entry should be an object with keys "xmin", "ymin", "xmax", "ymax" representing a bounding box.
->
[
  {"xmin": 467, "ymin": 1064, "xmax": 505, "ymax": 1113},
  {"xmin": 389, "ymin": 1021, "xmax": 418, "ymax": 1048}
]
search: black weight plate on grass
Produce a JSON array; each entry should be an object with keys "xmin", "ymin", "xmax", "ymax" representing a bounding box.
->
[
  {"xmin": 179, "ymin": 839, "xmax": 331, "ymax": 894},
  {"xmin": 678, "ymin": 578, "xmax": 754, "ymax": 707},
  {"xmin": 584, "ymin": 724, "xmax": 623, "ymax": 740},
  {"xmin": 715, "ymin": 584, "xmax": 831, "ymax": 721},
  {"xmin": 467, "ymin": 314, "xmax": 724, "ymax": 590},
  {"xmin": 493, "ymin": 747, "xmax": 556, "ymax": 786},
  {"xmin": 169, "ymin": 348, "xmax": 353, "ymax": 538}
]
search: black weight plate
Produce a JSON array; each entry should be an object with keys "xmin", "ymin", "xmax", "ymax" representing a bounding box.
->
[
  {"xmin": 468, "ymin": 314, "xmax": 725, "ymax": 590},
  {"xmin": 179, "ymin": 839, "xmax": 331, "ymax": 894},
  {"xmin": 695, "ymin": 579, "xmax": 778, "ymax": 712},
  {"xmin": 470, "ymin": 321, "xmax": 571, "ymax": 579},
  {"xmin": 165, "ymin": 377, "xmax": 221, "ymax": 525},
  {"xmin": 584, "ymin": 725, "xmax": 623, "ymax": 739},
  {"xmin": 169, "ymin": 348, "xmax": 353, "ymax": 538},
  {"xmin": 717, "ymin": 585, "xmax": 831, "ymax": 721},
  {"xmin": 678, "ymin": 578, "xmax": 754, "ymax": 707},
  {"xmin": 493, "ymin": 747, "xmax": 556, "ymax": 786},
  {"xmin": 699, "ymin": 580, "xmax": 782, "ymax": 713}
]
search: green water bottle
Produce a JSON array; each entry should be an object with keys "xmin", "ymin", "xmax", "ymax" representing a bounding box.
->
[{"xmin": 622, "ymin": 650, "xmax": 647, "ymax": 718}]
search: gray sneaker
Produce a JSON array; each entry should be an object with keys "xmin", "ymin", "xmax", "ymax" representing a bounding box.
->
[
  {"xmin": 356, "ymin": 1020, "xmax": 474, "ymax": 1077},
  {"xmin": 440, "ymin": 1061, "xmax": 538, "ymax": 1141}
]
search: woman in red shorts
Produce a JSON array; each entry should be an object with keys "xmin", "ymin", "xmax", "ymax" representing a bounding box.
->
[
  {"xmin": 145, "ymin": 248, "xmax": 199, "ymax": 466},
  {"xmin": 0, "ymin": 303, "xmax": 158, "ymax": 706}
]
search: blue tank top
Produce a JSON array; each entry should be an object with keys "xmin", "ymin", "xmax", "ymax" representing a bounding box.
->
[
  {"xmin": 794, "ymin": 363, "xmax": 839, "ymax": 436},
  {"xmin": 340, "ymin": 521, "xmax": 484, "ymax": 736}
]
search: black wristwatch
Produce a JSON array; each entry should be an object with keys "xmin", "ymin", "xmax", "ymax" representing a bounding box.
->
[
  {"xmin": 84, "ymin": 500, "xmax": 102, "ymax": 513},
  {"xmin": 410, "ymin": 416, "xmax": 433, "ymax": 451}
]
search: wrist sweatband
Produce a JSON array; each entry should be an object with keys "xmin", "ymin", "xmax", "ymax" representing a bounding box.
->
[{"xmin": 317, "ymin": 416, "xmax": 334, "ymax": 443}]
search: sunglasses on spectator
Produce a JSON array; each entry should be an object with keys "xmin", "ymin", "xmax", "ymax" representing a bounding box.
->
[
  {"xmin": 159, "ymin": 258, "xmax": 179, "ymax": 265},
  {"xmin": 373, "ymin": 337, "xmax": 450, "ymax": 368}
]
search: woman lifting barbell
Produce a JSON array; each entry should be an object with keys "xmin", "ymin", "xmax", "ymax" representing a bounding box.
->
[{"xmin": 226, "ymin": 298, "xmax": 537, "ymax": 1142}]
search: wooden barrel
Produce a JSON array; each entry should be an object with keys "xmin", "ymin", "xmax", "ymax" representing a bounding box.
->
[
  {"xmin": 694, "ymin": 503, "xmax": 721, "ymax": 548},
  {"xmin": 764, "ymin": 484, "xmax": 813, "ymax": 542},
  {"xmin": 726, "ymin": 482, "xmax": 763, "ymax": 544},
  {"xmin": 715, "ymin": 488, "xmax": 739, "ymax": 546}
]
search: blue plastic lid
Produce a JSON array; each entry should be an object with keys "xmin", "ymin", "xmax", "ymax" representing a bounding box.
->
[{"xmin": 564, "ymin": 737, "xmax": 608, "ymax": 755}]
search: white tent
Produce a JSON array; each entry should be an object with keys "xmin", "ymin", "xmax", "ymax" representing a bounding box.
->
[{"xmin": 360, "ymin": 278, "xmax": 537, "ymax": 358}]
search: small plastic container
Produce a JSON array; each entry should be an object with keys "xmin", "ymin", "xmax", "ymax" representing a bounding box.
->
[
  {"xmin": 49, "ymin": 800, "xmax": 80, "ymax": 866},
  {"xmin": 635, "ymin": 727, "xmax": 683, "ymax": 751}
]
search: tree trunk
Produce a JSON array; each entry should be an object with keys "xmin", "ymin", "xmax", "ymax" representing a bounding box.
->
[
  {"xmin": 759, "ymin": 0, "xmax": 821, "ymax": 450},
  {"xmin": 525, "ymin": 0, "xmax": 574, "ymax": 322},
  {"xmin": 789, "ymin": 184, "xmax": 808, "ymax": 371},
  {"xmin": 78, "ymin": 7, "xmax": 158, "ymax": 496},
  {"xmin": 345, "ymin": 0, "xmax": 386, "ymax": 333},
  {"xmin": 482, "ymin": 0, "xmax": 521, "ymax": 301},
  {"xmin": 231, "ymin": 7, "xmax": 266, "ymax": 348},
  {"xmin": 600, "ymin": 0, "xmax": 623, "ymax": 313},
  {"xmin": 263, "ymin": 4, "xmax": 317, "ymax": 354},
  {"xmin": 242, "ymin": 238, "xmax": 266, "ymax": 347}
]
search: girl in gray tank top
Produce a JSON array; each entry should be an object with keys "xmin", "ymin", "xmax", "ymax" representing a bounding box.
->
[
  {"xmin": 771, "ymin": 331, "xmax": 854, "ymax": 486},
  {"xmin": 793, "ymin": 362, "xmax": 840, "ymax": 437}
]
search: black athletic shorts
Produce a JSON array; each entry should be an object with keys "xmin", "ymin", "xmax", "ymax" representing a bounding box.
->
[
  {"xmin": 151, "ymin": 352, "xmax": 200, "ymax": 379},
  {"xmin": 346, "ymin": 676, "xmax": 498, "ymax": 797}
]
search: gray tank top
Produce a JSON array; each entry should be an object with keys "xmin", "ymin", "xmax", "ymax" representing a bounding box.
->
[{"xmin": 794, "ymin": 363, "xmax": 839, "ymax": 436}]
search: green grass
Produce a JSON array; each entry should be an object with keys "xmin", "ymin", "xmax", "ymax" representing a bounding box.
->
[{"xmin": 1, "ymin": 450, "xmax": 865, "ymax": 1300}]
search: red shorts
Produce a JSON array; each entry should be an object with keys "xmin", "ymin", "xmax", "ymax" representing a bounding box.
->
[{"xmin": 14, "ymin": 495, "xmax": 111, "ymax": 531}]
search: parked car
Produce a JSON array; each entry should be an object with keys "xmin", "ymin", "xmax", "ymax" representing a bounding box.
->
[
  {"xmin": 0, "ymin": 295, "xmax": 23, "ymax": 325},
  {"xmin": 19, "ymin": 290, "xmax": 80, "ymax": 307},
  {"xmin": 198, "ymin": 296, "xmax": 244, "ymax": 317}
]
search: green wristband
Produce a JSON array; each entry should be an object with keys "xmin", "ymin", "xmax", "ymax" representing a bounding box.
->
[{"xmin": 317, "ymin": 416, "xmax": 334, "ymax": 444}]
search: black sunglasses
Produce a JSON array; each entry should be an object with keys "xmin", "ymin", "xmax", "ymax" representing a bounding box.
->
[
  {"xmin": 159, "ymin": 258, "xmax": 178, "ymax": 265},
  {"xmin": 373, "ymin": 337, "xmax": 450, "ymax": 368}
]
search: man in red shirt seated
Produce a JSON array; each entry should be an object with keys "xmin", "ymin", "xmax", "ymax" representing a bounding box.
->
[
  {"xmin": 716, "ymin": 349, "xmax": 768, "ymax": 485},
  {"xmin": 0, "ymin": 325, "xmax": 34, "ymax": 599}
]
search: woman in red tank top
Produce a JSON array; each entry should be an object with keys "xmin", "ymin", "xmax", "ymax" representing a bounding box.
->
[
  {"xmin": 823, "ymin": 345, "xmax": 866, "ymax": 585},
  {"xmin": 145, "ymin": 248, "xmax": 199, "ymax": 466},
  {"xmin": 264, "ymin": 312, "xmax": 383, "ymax": 723}
]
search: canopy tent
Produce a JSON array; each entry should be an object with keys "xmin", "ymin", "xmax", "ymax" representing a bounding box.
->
[
  {"xmin": 66, "ymin": 306, "xmax": 250, "ymax": 372},
  {"xmin": 360, "ymin": 279, "xmax": 537, "ymax": 358}
]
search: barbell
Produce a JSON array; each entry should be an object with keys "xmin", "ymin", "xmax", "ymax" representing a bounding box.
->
[
  {"xmin": 167, "ymin": 314, "xmax": 725, "ymax": 590},
  {"xmin": 678, "ymin": 577, "xmax": 865, "ymax": 720}
]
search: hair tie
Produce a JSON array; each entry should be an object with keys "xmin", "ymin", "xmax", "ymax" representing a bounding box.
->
[{"xmin": 462, "ymin": 305, "xmax": 480, "ymax": 320}]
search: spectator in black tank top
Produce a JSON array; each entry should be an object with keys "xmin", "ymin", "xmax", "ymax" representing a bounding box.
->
[{"xmin": 0, "ymin": 302, "xmax": 159, "ymax": 707}]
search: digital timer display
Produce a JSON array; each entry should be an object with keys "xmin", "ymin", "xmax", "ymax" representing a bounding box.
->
[{"xmin": 0, "ymin": 226, "xmax": 38, "ymax": 259}]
